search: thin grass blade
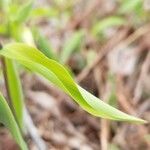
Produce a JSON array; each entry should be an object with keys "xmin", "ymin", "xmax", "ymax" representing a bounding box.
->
[
  {"xmin": 0, "ymin": 92, "xmax": 28, "ymax": 150},
  {"xmin": 60, "ymin": 30, "xmax": 84, "ymax": 63},
  {"xmin": 4, "ymin": 58, "xmax": 25, "ymax": 131}
]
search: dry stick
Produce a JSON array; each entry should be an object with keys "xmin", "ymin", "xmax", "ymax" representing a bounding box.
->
[
  {"xmin": 116, "ymin": 76, "xmax": 135, "ymax": 115},
  {"xmin": 93, "ymin": 67, "xmax": 110, "ymax": 150},
  {"xmin": 133, "ymin": 51, "xmax": 150, "ymax": 104},
  {"xmin": 76, "ymin": 24, "xmax": 150, "ymax": 83},
  {"xmin": 100, "ymin": 120, "xmax": 110, "ymax": 150},
  {"xmin": 24, "ymin": 108, "xmax": 47, "ymax": 150},
  {"xmin": 117, "ymin": 93, "xmax": 135, "ymax": 115}
]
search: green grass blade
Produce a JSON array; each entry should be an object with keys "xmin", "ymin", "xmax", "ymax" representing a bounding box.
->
[
  {"xmin": 92, "ymin": 16, "xmax": 125, "ymax": 36},
  {"xmin": 31, "ymin": 7, "xmax": 58, "ymax": 18},
  {"xmin": 13, "ymin": 0, "xmax": 33, "ymax": 24},
  {"xmin": 4, "ymin": 58, "xmax": 24, "ymax": 131},
  {"xmin": 32, "ymin": 28, "xmax": 58, "ymax": 60},
  {"xmin": 0, "ymin": 43, "xmax": 147, "ymax": 123},
  {"xmin": 118, "ymin": 0, "xmax": 142, "ymax": 14},
  {"xmin": 60, "ymin": 30, "xmax": 84, "ymax": 63},
  {"xmin": 0, "ymin": 92, "xmax": 28, "ymax": 150}
]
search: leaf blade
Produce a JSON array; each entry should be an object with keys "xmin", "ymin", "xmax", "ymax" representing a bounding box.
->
[
  {"xmin": 92, "ymin": 16, "xmax": 125, "ymax": 36},
  {"xmin": 0, "ymin": 92, "xmax": 28, "ymax": 150},
  {"xmin": 60, "ymin": 30, "xmax": 84, "ymax": 63},
  {"xmin": 0, "ymin": 43, "xmax": 146, "ymax": 123},
  {"xmin": 4, "ymin": 58, "xmax": 25, "ymax": 130},
  {"xmin": 13, "ymin": 0, "xmax": 33, "ymax": 24}
]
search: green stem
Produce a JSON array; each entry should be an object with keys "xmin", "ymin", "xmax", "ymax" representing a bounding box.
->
[{"xmin": 1, "ymin": 57, "xmax": 23, "ymax": 132}]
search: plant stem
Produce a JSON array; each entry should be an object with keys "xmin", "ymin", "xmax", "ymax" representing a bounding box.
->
[{"xmin": 1, "ymin": 56, "xmax": 23, "ymax": 133}]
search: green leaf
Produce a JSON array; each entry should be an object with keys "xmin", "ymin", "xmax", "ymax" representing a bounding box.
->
[
  {"xmin": 0, "ymin": 43, "xmax": 147, "ymax": 123},
  {"xmin": 4, "ymin": 58, "xmax": 25, "ymax": 131},
  {"xmin": 60, "ymin": 30, "xmax": 84, "ymax": 63},
  {"xmin": 118, "ymin": 0, "xmax": 142, "ymax": 14},
  {"xmin": 0, "ymin": 92, "xmax": 28, "ymax": 150},
  {"xmin": 0, "ymin": 24, "xmax": 7, "ymax": 35},
  {"xmin": 13, "ymin": 0, "xmax": 33, "ymax": 24},
  {"xmin": 92, "ymin": 16, "xmax": 125, "ymax": 36},
  {"xmin": 32, "ymin": 28, "xmax": 58, "ymax": 60},
  {"xmin": 31, "ymin": 7, "xmax": 58, "ymax": 18}
]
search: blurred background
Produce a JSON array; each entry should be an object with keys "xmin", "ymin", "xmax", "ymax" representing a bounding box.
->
[{"xmin": 0, "ymin": 0, "xmax": 150, "ymax": 149}]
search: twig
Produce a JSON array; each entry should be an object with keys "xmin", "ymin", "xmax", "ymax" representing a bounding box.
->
[
  {"xmin": 100, "ymin": 120, "xmax": 110, "ymax": 150},
  {"xmin": 24, "ymin": 108, "xmax": 47, "ymax": 150},
  {"xmin": 93, "ymin": 66, "xmax": 110, "ymax": 150},
  {"xmin": 133, "ymin": 51, "xmax": 150, "ymax": 104},
  {"xmin": 116, "ymin": 75, "xmax": 137, "ymax": 115},
  {"xmin": 117, "ymin": 90, "xmax": 135, "ymax": 115}
]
